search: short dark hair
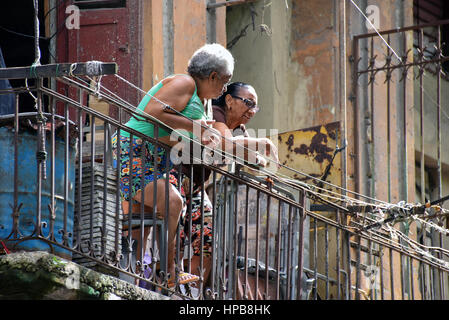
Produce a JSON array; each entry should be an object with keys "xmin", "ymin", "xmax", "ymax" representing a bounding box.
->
[{"xmin": 212, "ymin": 82, "xmax": 253, "ymax": 109}]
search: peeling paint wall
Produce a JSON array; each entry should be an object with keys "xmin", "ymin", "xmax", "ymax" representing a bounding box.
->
[
  {"xmin": 226, "ymin": 0, "xmax": 428, "ymax": 300},
  {"xmin": 227, "ymin": 0, "xmax": 340, "ymax": 134},
  {"xmin": 142, "ymin": 0, "xmax": 227, "ymax": 91}
]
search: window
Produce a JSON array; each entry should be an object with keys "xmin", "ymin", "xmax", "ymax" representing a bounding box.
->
[
  {"xmin": 73, "ymin": 0, "xmax": 126, "ymax": 9},
  {"xmin": 413, "ymin": 0, "xmax": 449, "ymax": 73}
]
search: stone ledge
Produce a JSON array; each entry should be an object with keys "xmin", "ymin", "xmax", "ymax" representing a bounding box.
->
[{"xmin": 0, "ymin": 251, "xmax": 169, "ymax": 300}]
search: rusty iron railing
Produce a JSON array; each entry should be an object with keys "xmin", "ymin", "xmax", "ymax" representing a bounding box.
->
[
  {"xmin": 350, "ymin": 19, "xmax": 449, "ymax": 300},
  {"xmin": 1, "ymin": 60, "xmax": 449, "ymax": 300}
]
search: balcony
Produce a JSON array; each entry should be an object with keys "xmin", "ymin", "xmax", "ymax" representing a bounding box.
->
[{"xmin": 0, "ymin": 61, "xmax": 448, "ymax": 300}]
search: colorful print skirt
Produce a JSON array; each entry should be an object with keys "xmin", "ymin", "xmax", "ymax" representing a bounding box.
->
[
  {"xmin": 111, "ymin": 132, "xmax": 174, "ymax": 202},
  {"xmin": 169, "ymin": 169, "xmax": 213, "ymax": 257}
]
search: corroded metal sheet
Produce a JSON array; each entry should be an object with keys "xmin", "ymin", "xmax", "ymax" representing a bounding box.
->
[{"xmin": 276, "ymin": 121, "xmax": 341, "ymax": 194}]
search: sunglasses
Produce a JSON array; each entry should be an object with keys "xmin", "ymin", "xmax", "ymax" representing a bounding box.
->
[{"xmin": 231, "ymin": 95, "xmax": 259, "ymax": 112}]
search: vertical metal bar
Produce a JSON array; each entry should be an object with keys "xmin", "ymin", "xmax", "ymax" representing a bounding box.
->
[
  {"xmin": 286, "ymin": 205, "xmax": 293, "ymax": 300},
  {"xmin": 275, "ymin": 200, "xmax": 282, "ymax": 299},
  {"xmin": 77, "ymin": 94, "xmax": 83, "ymax": 252},
  {"xmin": 232, "ymin": 179, "xmax": 239, "ymax": 299},
  {"xmin": 90, "ymin": 115, "xmax": 96, "ymax": 256},
  {"xmin": 63, "ymin": 101, "xmax": 69, "ymax": 246},
  {"xmin": 36, "ymin": 79, "xmax": 43, "ymax": 237},
  {"xmin": 410, "ymin": 256, "xmax": 415, "ymax": 300},
  {"xmin": 162, "ymin": 145, "xmax": 170, "ymax": 277},
  {"xmin": 265, "ymin": 193, "xmax": 271, "ymax": 299},
  {"xmin": 210, "ymin": 170, "xmax": 217, "ymax": 295},
  {"xmin": 346, "ymin": 231, "xmax": 352, "ymax": 300},
  {"xmin": 369, "ymin": 36, "xmax": 375, "ymax": 198},
  {"xmin": 439, "ymin": 234, "xmax": 445, "ymax": 300},
  {"xmin": 151, "ymin": 124, "xmax": 159, "ymax": 279},
  {"xmin": 313, "ymin": 217, "xmax": 318, "ymax": 300},
  {"xmin": 352, "ymin": 35, "xmax": 361, "ymax": 194},
  {"xmin": 244, "ymin": 185, "xmax": 250, "ymax": 299},
  {"xmin": 220, "ymin": 175, "xmax": 227, "ymax": 299},
  {"xmin": 187, "ymin": 165, "xmax": 193, "ymax": 274},
  {"xmin": 430, "ymin": 263, "xmax": 435, "ymax": 300},
  {"xmin": 295, "ymin": 190, "xmax": 306, "ymax": 300},
  {"xmin": 255, "ymin": 189, "xmax": 260, "ymax": 300},
  {"xmin": 355, "ymin": 235, "xmax": 361, "ymax": 300},
  {"xmin": 127, "ymin": 133, "xmax": 134, "ymax": 271},
  {"xmin": 49, "ymin": 95, "xmax": 56, "ymax": 241},
  {"xmin": 138, "ymin": 137, "xmax": 146, "ymax": 277},
  {"xmin": 419, "ymin": 29, "xmax": 425, "ymax": 204},
  {"xmin": 367, "ymin": 238, "xmax": 373, "ymax": 301},
  {"xmin": 379, "ymin": 244, "xmax": 384, "ymax": 299},
  {"xmin": 402, "ymin": 31, "xmax": 409, "ymax": 201},
  {"xmin": 13, "ymin": 94, "xmax": 19, "ymax": 238},
  {"xmin": 325, "ymin": 222, "xmax": 329, "ymax": 299},
  {"xmin": 175, "ymin": 163, "xmax": 182, "ymax": 284},
  {"xmin": 389, "ymin": 248, "xmax": 395, "ymax": 299},
  {"xmin": 400, "ymin": 253, "xmax": 405, "ymax": 300},
  {"xmin": 199, "ymin": 165, "xmax": 205, "ymax": 298},
  {"xmin": 102, "ymin": 123, "xmax": 108, "ymax": 257},
  {"xmin": 336, "ymin": 210, "xmax": 341, "ymax": 300},
  {"xmin": 436, "ymin": 25, "xmax": 442, "ymax": 206},
  {"xmin": 339, "ymin": 0, "xmax": 348, "ymax": 192},
  {"xmin": 386, "ymin": 34, "xmax": 392, "ymax": 203},
  {"xmin": 114, "ymin": 124, "xmax": 121, "ymax": 265},
  {"xmin": 422, "ymin": 261, "xmax": 428, "ymax": 300},
  {"xmin": 435, "ymin": 27, "xmax": 444, "ymax": 300}
]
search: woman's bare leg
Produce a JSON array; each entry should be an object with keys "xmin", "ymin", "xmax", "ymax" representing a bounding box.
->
[
  {"xmin": 133, "ymin": 178, "xmax": 183, "ymax": 278},
  {"xmin": 190, "ymin": 255, "xmax": 212, "ymax": 286}
]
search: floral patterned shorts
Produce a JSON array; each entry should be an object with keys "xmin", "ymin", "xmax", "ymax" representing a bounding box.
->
[
  {"xmin": 112, "ymin": 131, "xmax": 213, "ymax": 257},
  {"xmin": 111, "ymin": 132, "xmax": 174, "ymax": 202}
]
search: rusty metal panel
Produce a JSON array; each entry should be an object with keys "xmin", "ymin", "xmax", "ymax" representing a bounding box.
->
[{"xmin": 276, "ymin": 121, "xmax": 342, "ymax": 196}]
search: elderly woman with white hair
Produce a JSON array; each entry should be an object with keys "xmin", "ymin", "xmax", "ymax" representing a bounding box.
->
[{"xmin": 112, "ymin": 43, "xmax": 234, "ymax": 287}]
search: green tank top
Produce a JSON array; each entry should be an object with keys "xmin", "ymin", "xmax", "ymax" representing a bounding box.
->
[{"xmin": 121, "ymin": 76, "xmax": 209, "ymax": 139}]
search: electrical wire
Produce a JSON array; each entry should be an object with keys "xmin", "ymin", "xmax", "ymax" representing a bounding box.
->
[
  {"xmin": 60, "ymin": 60, "xmax": 449, "ymax": 243},
  {"xmin": 85, "ymin": 73, "xmax": 425, "ymax": 211},
  {"xmin": 61, "ymin": 70, "xmax": 449, "ymax": 269}
]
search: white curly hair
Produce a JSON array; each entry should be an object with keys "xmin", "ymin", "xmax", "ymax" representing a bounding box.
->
[{"xmin": 187, "ymin": 43, "xmax": 234, "ymax": 79}]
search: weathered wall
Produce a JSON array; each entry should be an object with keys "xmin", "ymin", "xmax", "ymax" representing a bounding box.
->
[
  {"xmin": 142, "ymin": 0, "xmax": 227, "ymax": 92},
  {"xmin": 226, "ymin": 1, "xmax": 275, "ymax": 131},
  {"xmin": 347, "ymin": 0, "xmax": 415, "ymax": 203},
  {"xmin": 227, "ymin": 0, "xmax": 340, "ymax": 133},
  {"xmin": 227, "ymin": 0, "xmax": 424, "ymax": 300}
]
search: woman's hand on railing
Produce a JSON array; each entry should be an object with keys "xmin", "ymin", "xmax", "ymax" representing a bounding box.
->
[
  {"xmin": 194, "ymin": 119, "xmax": 221, "ymax": 148},
  {"xmin": 258, "ymin": 137, "xmax": 280, "ymax": 168}
]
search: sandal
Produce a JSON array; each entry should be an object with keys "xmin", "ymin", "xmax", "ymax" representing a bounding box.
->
[{"xmin": 167, "ymin": 272, "xmax": 199, "ymax": 288}]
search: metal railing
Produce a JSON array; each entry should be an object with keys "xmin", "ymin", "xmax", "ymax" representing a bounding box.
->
[{"xmin": 1, "ymin": 62, "xmax": 449, "ymax": 300}]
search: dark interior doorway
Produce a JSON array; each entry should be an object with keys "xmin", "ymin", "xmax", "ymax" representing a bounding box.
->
[{"xmin": 0, "ymin": 0, "xmax": 51, "ymax": 113}]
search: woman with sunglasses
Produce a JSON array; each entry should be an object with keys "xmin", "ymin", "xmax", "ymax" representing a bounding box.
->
[
  {"xmin": 212, "ymin": 82, "xmax": 278, "ymax": 162},
  {"xmin": 177, "ymin": 82, "xmax": 279, "ymax": 288}
]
